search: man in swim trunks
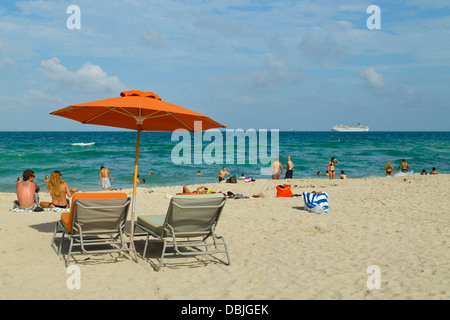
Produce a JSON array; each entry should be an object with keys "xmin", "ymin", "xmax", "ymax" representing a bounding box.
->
[
  {"xmin": 285, "ymin": 156, "xmax": 294, "ymax": 179},
  {"xmin": 270, "ymin": 157, "xmax": 283, "ymax": 179},
  {"xmin": 14, "ymin": 169, "xmax": 43, "ymax": 211},
  {"xmin": 217, "ymin": 167, "xmax": 230, "ymax": 182},
  {"xmin": 99, "ymin": 166, "xmax": 113, "ymax": 190},
  {"xmin": 397, "ymin": 159, "xmax": 409, "ymax": 173}
]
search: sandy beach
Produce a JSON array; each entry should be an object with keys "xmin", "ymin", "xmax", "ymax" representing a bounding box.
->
[{"xmin": 0, "ymin": 175, "xmax": 448, "ymax": 300}]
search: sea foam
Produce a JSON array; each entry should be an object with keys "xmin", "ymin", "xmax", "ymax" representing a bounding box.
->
[{"xmin": 71, "ymin": 142, "xmax": 95, "ymax": 146}]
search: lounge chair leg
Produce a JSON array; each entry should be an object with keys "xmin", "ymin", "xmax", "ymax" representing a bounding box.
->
[
  {"xmin": 156, "ymin": 239, "xmax": 167, "ymax": 271},
  {"xmin": 65, "ymin": 237, "xmax": 74, "ymax": 267},
  {"xmin": 50, "ymin": 222, "xmax": 58, "ymax": 253}
]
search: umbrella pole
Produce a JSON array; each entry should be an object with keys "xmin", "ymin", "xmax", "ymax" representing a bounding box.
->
[{"xmin": 130, "ymin": 124, "xmax": 142, "ymax": 239}]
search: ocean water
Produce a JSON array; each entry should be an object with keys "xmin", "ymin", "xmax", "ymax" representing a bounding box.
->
[{"xmin": 0, "ymin": 131, "xmax": 448, "ymax": 193}]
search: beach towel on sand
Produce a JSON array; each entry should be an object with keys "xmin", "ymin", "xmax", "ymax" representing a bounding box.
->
[{"xmin": 302, "ymin": 192, "xmax": 329, "ymax": 214}]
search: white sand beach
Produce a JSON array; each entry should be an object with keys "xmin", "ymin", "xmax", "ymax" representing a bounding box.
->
[{"xmin": 0, "ymin": 175, "xmax": 448, "ymax": 300}]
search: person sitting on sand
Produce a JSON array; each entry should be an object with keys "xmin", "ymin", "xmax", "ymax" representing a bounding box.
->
[
  {"xmin": 13, "ymin": 169, "xmax": 43, "ymax": 212},
  {"xmin": 430, "ymin": 167, "xmax": 439, "ymax": 175},
  {"xmin": 421, "ymin": 169, "xmax": 427, "ymax": 175},
  {"xmin": 397, "ymin": 159, "xmax": 409, "ymax": 173},
  {"xmin": 40, "ymin": 171, "xmax": 77, "ymax": 209},
  {"xmin": 339, "ymin": 170, "xmax": 347, "ymax": 179},
  {"xmin": 384, "ymin": 161, "xmax": 397, "ymax": 176}
]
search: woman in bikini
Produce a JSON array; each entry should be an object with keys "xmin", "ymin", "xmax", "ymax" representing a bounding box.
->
[
  {"xmin": 384, "ymin": 161, "xmax": 397, "ymax": 176},
  {"xmin": 40, "ymin": 171, "xmax": 77, "ymax": 209},
  {"xmin": 177, "ymin": 186, "xmax": 216, "ymax": 195},
  {"xmin": 327, "ymin": 157, "xmax": 339, "ymax": 180}
]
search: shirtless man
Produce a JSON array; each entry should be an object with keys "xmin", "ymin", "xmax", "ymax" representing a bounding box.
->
[
  {"xmin": 99, "ymin": 166, "xmax": 113, "ymax": 190},
  {"xmin": 270, "ymin": 157, "xmax": 283, "ymax": 179},
  {"xmin": 14, "ymin": 169, "xmax": 42, "ymax": 211},
  {"xmin": 216, "ymin": 166, "xmax": 230, "ymax": 182},
  {"xmin": 397, "ymin": 159, "xmax": 409, "ymax": 173},
  {"xmin": 285, "ymin": 156, "xmax": 294, "ymax": 179}
]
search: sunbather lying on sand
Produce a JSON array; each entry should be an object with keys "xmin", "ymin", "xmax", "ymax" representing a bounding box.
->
[{"xmin": 177, "ymin": 186, "xmax": 217, "ymax": 195}]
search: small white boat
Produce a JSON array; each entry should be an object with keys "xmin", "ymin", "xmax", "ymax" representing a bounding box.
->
[{"xmin": 331, "ymin": 123, "xmax": 369, "ymax": 132}]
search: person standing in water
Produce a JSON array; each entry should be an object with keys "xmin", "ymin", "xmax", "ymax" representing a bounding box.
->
[
  {"xmin": 397, "ymin": 159, "xmax": 409, "ymax": 173},
  {"xmin": 327, "ymin": 157, "xmax": 339, "ymax": 180},
  {"xmin": 99, "ymin": 166, "xmax": 113, "ymax": 191},
  {"xmin": 285, "ymin": 156, "xmax": 294, "ymax": 179},
  {"xmin": 270, "ymin": 158, "xmax": 283, "ymax": 180},
  {"xmin": 384, "ymin": 161, "xmax": 397, "ymax": 176}
]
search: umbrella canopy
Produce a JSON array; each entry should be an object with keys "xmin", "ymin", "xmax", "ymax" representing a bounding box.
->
[
  {"xmin": 50, "ymin": 90, "xmax": 226, "ymax": 238},
  {"xmin": 50, "ymin": 90, "xmax": 225, "ymax": 131}
]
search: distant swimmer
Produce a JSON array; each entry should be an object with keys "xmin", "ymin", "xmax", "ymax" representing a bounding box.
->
[
  {"xmin": 430, "ymin": 167, "xmax": 439, "ymax": 175},
  {"xmin": 327, "ymin": 157, "xmax": 339, "ymax": 180},
  {"xmin": 99, "ymin": 166, "xmax": 113, "ymax": 191},
  {"xmin": 270, "ymin": 157, "xmax": 283, "ymax": 180},
  {"xmin": 397, "ymin": 159, "xmax": 409, "ymax": 173},
  {"xmin": 384, "ymin": 161, "xmax": 397, "ymax": 176},
  {"xmin": 339, "ymin": 170, "xmax": 347, "ymax": 179},
  {"xmin": 421, "ymin": 169, "xmax": 427, "ymax": 175}
]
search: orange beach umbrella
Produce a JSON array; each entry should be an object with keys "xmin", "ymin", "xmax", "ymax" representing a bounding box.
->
[{"xmin": 50, "ymin": 90, "xmax": 226, "ymax": 237}]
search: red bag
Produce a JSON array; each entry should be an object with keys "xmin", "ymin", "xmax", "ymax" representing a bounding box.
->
[{"xmin": 276, "ymin": 185, "xmax": 293, "ymax": 198}]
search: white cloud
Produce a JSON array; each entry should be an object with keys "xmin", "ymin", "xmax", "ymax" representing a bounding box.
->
[
  {"xmin": 0, "ymin": 57, "xmax": 15, "ymax": 67},
  {"xmin": 298, "ymin": 32, "xmax": 348, "ymax": 64},
  {"xmin": 40, "ymin": 57, "xmax": 125, "ymax": 94},
  {"xmin": 141, "ymin": 28, "xmax": 164, "ymax": 48},
  {"xmin": 358, "ymin": 67, "xmax": 385, "ymax": 89}
]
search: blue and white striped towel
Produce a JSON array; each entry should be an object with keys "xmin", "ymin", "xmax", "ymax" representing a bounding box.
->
[{"xmin": 302, "ymin": 192, "xmax": 329, "ymax": 214}]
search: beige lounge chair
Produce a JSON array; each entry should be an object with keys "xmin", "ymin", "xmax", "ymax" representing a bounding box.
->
[
  {"xmin": 51, "ymin": 192, "xmax": 137, "ymax": 267},
  {"xmin": 135, "ymin": 194, "xmax": 230, "ymax": 270}
]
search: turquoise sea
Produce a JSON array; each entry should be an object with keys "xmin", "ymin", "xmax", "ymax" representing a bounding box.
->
[{"xmin": 0, "ymin": 131, "xmax": 448, "ymax": 193}]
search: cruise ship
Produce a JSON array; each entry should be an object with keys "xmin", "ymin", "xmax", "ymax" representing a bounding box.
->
[{"xmin": 331, "ymin": 123, "xmax": 369, "ymax": 132}]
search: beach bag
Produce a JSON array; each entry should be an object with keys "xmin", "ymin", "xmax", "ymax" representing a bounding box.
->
[
  {"xmin": 302, "ymin": 192, "xmax": 329, "ymax": 214},
  {"xmin": 276, "ymin": 185, "xmax": 293, "ymax": 198}
]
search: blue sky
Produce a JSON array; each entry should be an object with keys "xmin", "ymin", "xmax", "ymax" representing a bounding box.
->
[{"xmin": 0, "ymin": 0, "xmax": 449, "ymax": 131}]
